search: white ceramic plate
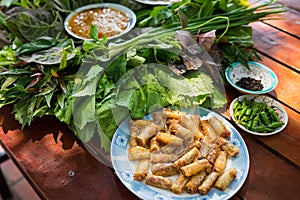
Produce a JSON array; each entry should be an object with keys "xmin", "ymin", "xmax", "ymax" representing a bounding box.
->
[
  {"xmin": 229, "ymin": 95, "xmax": 288, "ymax": 136},
  {"xmin": 111, "ymin": 107, "xmax": 250, "ymax": 200},
  {"xmin": 225, "ymin": 62, "xmax": 278, "ymax": 95},
  {"xmin": 133, "ymin": 0, "xmax": 180, "ymax": 5},
  {"xmin": 64, "ymin": 3, "xmax": 136, "ymax": 40}
]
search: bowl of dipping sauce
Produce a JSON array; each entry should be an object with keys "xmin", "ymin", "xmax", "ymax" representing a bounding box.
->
[
  {"xmin": 64, "ymin": 3, "xmax": 136, "ymax": 40},
  {"xmin": 225, "ymin": 61, "xmax": 278, "ymax": 95}
]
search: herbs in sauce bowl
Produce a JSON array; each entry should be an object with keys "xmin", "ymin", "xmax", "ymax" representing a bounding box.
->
[
  {"xmin": 64, "ymin": 3, "xmax": 136, "ymax": 40},
  {"xmin": 225, "ymin": 62, "xmax": 278, "ymax": 95}
]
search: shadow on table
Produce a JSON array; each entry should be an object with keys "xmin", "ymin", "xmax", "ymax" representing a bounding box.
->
[{"xmin": 0, "ymin": 105, "xmax": 79, "ymax": 150}]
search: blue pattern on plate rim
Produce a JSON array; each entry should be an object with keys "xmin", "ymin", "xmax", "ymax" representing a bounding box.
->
[{"xmin": 111, "ymin": 107, "xmax": 250, "ymax": 200}]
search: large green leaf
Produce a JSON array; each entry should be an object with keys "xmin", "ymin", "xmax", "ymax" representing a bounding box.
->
[{"xmin": 6, "ymin": 7, "xmax": 65, "ymax": 42}]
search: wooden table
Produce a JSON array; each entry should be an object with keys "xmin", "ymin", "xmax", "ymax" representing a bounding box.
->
[{"xmin": 1, "ymin": 1, "xmax": 300, "ymax": 200}]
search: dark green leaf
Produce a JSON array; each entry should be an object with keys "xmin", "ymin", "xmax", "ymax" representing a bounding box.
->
[
  {"xmin": 16, "ymin": 36, "xmax": 58, "ymax": 56},
  {"xmin": 89, "ymin": 24, "xmax": 98, "ymax": 41},
  {"xmin": 105, "ymin": 54, "xmax": 127, "ymax": 83},
  {"xmin": 6, "ymin": 7, "xmax": 65, "ymax": 42}
]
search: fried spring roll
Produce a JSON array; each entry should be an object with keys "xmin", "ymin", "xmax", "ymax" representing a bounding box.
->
[
  {"xmin": 208, "ymin": 116, "xmax": 231, "ymax": 138},
  {"xmin": 171, "ymin": 173, "xmax": 190, "ymax": 194},
  {"xmin": 149, "ymin": 137, "xmax": 160, "ymax": 152},
  {"xmin": 156, "ymin": 132, "xmax": 184, "ymax": 154},
  {"xmin": 202, "ymin": 120, "xmax": 218, "ymax": 144},
  {"xmin": 214, "ymin": 168, "xmax": 237, "ymax": 191},
  {"xmin": 206, "ymin": 144, "xmax": 220, "ymax": 164},
  {"xmin": 133, "ymin": 159, "xmax": 150, "ymax": 181},
  {"xmin": 169, "ymin": 123, "xmax": 194, "ymax": 139},
  {"xmin": 219, "ymin": 138, "xmax": 240, "ymax": 157},
  {"xmin": 199, "ymin": 138, "xmax": 210, "ymax": 158},
  {"xmin": 145, "ymin": 174, "xmax": 173, "ymax": 190},
  {"xmin": 181, "ymin": 159, "xmax": 211, "ymax": 177},
  {"xmin": 150, "ymin": 153, "xmax": 178, "ymax": 163},
  {"xmin": 174, "ymin": 147, "xmax": 200, "ymax": 169},
  {"xmin": 155, "ymin": 132, "xmax": 183, "ymax": 145},
  {"xmin": 198, "ymin": 171, "xmax": 219, "ymax": 195},
  {"xmin": 151, "ymin": 163, "xmax": 179, "ymax": 177},
  {"xmin": 163, "ymin": 108, "xmax": 182, "ymax": 120},
  {"xmin": 185, "ymin": 171, "xmax": 207, "ymax": 194},
  {"xmin": 128, "ymin": 146, "xmax": 150, "ymax": 161},
  {"xmin": 180, "ymin": 114, "xmax": 201, "ymax": 133},
  {"xmin": 136, "ymin": 122, "xmax": 158, "ymax": 147},
  {"xmin": 129, "ymin": 120, "xmax": 139, "ymax": 147},
  {"xmin": 152, "ymin": 111, "xmax": 166, "ymax": 131},
  {"xmin": 213, "ymin": 151, "xmax": 227, "ymax": 175}
]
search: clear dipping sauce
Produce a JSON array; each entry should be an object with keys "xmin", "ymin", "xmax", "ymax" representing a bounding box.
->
[{"xmin": 68, "ymin": 7, "xmax": 129, "ymax": 39}]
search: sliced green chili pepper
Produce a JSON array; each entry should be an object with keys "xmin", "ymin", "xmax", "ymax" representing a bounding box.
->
[
  {"xmin": 238, "ymin": 106, "xmax": 248, "ymax": 120},
  {"xmin": 247, "ymin": 119, "xmax": 253, "ymax": 130},
  {"xmin": 251, "ymin": 115, "xmax": 260, "ymax": 129},
  {"xmin": 239, "ymin": 121, "xmax": 248, "ymax": 129},
  {"xmin": 267, "ymin": 121, "xmax": 285, "ymax": 129},
  {"xmin": 253, "ymin": 125, "xmax": 274, "ymax": 133},
  {"xmin": 246, "ymin": 108, "xmax": 252, "ymax": 116},
  {"xmin": 240, "ymin": 115, "xmax": 250, "ymax": 122},
  {"xmin": 267, "ymin": 107, "xmax": 281, "ymax": 122},
  {"xmin": 260, "ymin": 111, "xmax": 270, "ymax": 125},
  {"xmin": 241, "ymin": 98, "xmax": 247, "ymax": 107},
  {"xmin": 250, "ymin": 107, "xmax": 259, "ymax": 119},
  {"xmin": 233, "ymin": 100, "xmax": 240, "ymax": 111}
]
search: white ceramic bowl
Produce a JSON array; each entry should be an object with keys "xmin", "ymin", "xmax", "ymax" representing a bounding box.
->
[
  {"xmin": 229, "ymin": 94, "xmax": 288, "ymax": 136},
  {"xmin": 132, "ymin": 0, "xmax": 180, "ymax": 5},
  {"xmin": 64, "ymin": 3, "xmax": 136, "ymax": 40},
  {"xmin": 225, "ymin": 62, "xmax": 278, "ymax": 95}
]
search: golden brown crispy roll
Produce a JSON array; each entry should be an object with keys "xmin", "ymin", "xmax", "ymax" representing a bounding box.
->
[
  {"xmin": 198, "ymin": 171, "xmax": 219, "ymax": 195},
  {"xmin": 185, "ymin": 171, "xmax": 207, "ymax": 194},
  {"xmin": 180, "ymin": 114, "xmax": 201, "ymax": 133},
  {"xmin": 214, "ymin": 168, "xmax": 237, "ymax": 191},
  {"xmin": 201, "ymin": 120, "xmax": 218, "ymax": 144},
  {"xmin": 174, "ymin": 147, "xmax": 200, "ymax": 169},
  {"xmin": 150, "ymin": 153, "xmax": 178, "ymax": 163},
  {"xmin": 133, "ymin": 159, "xmax": 150, "ymax": 181},
  {"xmin": 163, "ymin": 108, "xmax": 182, "ymax": 120},
  {"xmin": 129, "ymin": 120, "xmax": 139, "ymax": 147},
  {"xmin": 208, "ymin": 116, "xmax": 231, "ymax": 138},
  {"xmin": 199, "ymin": 138, "xmax": 210, "ymax": 158},
  {"xmin": 206, "ymin": 144, "xmax": 220, "ymax": 164},
  {"xmin": 135, "ymin": 121, "xmax": 158, "ymax": 147},
  {"xmin": 169, "ymin": 123, "xmax": 194, "ymax": 139},
  {"xmin": 220, "ymin": 139, "xmax": 240, "ymax": 157},
  {"xmin": 212, "ymin": 151, "xmax": 227, "ymax": 175},
  {"xmin": 181, "ymin": 159, "xmax": 211, "ymax": 177},
  {"xmin": 144, "ymin": 174, "xmax": 173, "ymax": 190},
  {"xmin": 156, "ymin": 132, "xmax": 184, "ymax": 154},
  {"xmin": 128, "ymin": 146, "xmax": 150, "ymax": 161},
  {"xmin": 149, "ymin": 137, "xmax": 160, "ymax": 153},
  {"xmin": 155, "ymin": 132, "xmax": 182, "ymax": 144},
  {"xmin": 151, "ymin": 163, "xmax": 179, "ymax": 177},
  {"xmin": 152, "ymin": 111, "xmax": 166, "ymax": 131},
  {"xmin": 171, "ymin": 173, "xmax": 190, "ymax": 194}
]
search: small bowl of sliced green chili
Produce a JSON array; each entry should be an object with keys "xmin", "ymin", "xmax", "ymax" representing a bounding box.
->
[
  {"xmin": 229, "ymin": 95, "xmax": 288, "ymax": 136},
  {"xmin": 225, "ymin": 62, "xmax": 278, "ymax": 95}
]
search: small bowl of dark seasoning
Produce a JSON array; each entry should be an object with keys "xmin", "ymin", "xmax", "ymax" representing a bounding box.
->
[
  {"xmin": 236, "ymin": 77, "xmax": 264, "ymax": 91},
  {"xmin": 225, "ymin": 62, "xmax": 278, "ymax": 95},
  {"xmin": 64, "ymin": 3, "xmax": 136, "ymax": 40}
]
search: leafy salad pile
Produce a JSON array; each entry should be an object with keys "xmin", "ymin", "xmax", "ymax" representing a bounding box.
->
[{"xmin": 0, "ymin": 0, "xmax": 284, "ymax": 151}]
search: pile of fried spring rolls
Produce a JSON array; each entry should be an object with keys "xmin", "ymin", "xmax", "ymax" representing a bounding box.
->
[{"xmin": 127, "ymin": 108, "xmax": 239, "ymax": 195}]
